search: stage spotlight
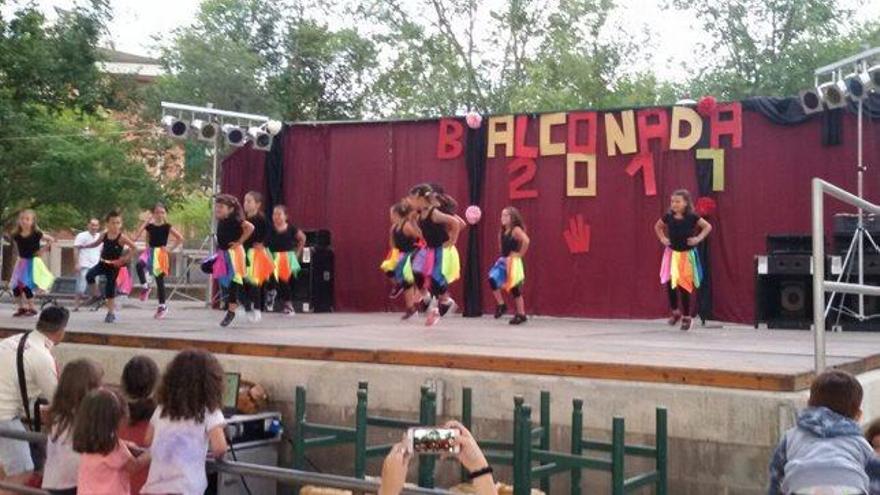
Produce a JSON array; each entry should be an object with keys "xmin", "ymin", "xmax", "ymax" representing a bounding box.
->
[
  {"xmin": 845, "ymin": 71, "xmax": 872, "ymax": 100},
  {"xmin": 799, "ymin": 88, "xmax": 824, "ymax": 114},
  {"xmin": 190, "ymin": 119, "xmax": 218, "ymax": 142},
  {"xmin": 819, "ymin": 81, "xmax": 847, "ymax": 109},
  {"xmin": 868, "ymin": 64, "xmax": 880, "ymax": 89},
  {"xmin": 248, "ymin": 126, "xmax": 272, "ymax": 151},
  {"xmin": 161, "ymin": 115, "xmax": 188, "ymax": 139},
  {"xmin": 222, "ymin": 124, "xmax": 246, "ymax": 147},
  {"xmin": 265, "ymin": 120, "xmax": 283, "ymax": 136}
]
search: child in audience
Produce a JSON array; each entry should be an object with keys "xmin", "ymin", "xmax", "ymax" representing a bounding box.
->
[
  {"xmin": 42, "ymin": 359, "xmax": 103, "ymax": 495},
  {"xmin": 118, "ymin": 355, "xmax": 159, "ymax": 495},
  {"xmin": 768, "ymin": 370, "xmax": 875, "ymax": 494},
  {"xmin": 73, "ymin": 388, "xmax": 151, "ymax": 495},
  {"xmin": 866, "ymin": 418, "xmax": 880, "ymax": 495},
  {"xmin": 140, "ymin": 349, "xmax": 228, "ymax": 495}
]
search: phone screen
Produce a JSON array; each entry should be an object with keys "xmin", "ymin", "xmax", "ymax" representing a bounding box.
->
[{"xmin": 409, "ymin": 427, "xmax": 459, "ymax": 454}]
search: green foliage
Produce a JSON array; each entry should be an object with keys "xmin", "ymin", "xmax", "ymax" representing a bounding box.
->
[{"xmin": 167, "ymin": 191, "xmax": 212, "ymax": 243}]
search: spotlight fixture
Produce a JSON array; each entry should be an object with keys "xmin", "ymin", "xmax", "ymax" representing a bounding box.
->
[
  {"xmin": 265, "ymin": 120, "xmax": 283, "ymax": 136},
  {"xmin": 819, "ymin": 81, "xmax": 847, "ymax": 109},
  {"xmin": 161, "ymin": 115, "xmax": 188, "ymax": 139},
  {"xmin": 868, "ymin": 64, "xmax": 880, "ymax": 89},
  {"xmin": 799, "ymin": 88, "xmax": 824, "ymax": 114},
  {"xmin": 190, "ymin": 119, "xmax": 218, "ymax": 142},
  {"xmin": 222, "ymin": 124, "xmax": 246, "ymax": 147},
  {"xmin": 248, "ymin": 126, "xmax": 272, "ymax": 151},
  {"xmin": 845, "ymin": 71, "xmax": 872, "ymax": 100}
]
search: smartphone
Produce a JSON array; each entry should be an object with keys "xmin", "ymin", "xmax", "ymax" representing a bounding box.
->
[{"xmin": 406, "ymin": 427, "xmax": 460, "ymax": 455}]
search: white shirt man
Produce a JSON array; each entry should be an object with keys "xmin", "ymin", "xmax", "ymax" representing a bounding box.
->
[
  {"xmin": 74, "ymin": 219, "xmax": 101, "ymax": 308},
  {"xmin": 0, "ymin": 306, "xmax": 67, "ymax": 481}
]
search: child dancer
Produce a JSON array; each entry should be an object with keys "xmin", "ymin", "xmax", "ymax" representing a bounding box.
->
[
  {"xmin": 212, "ymin": 194, "xmax": 254, "ymax": 327},
  {"xmin": 73, "ymin": 388, "xmax": 151, "ymax": 494},
  {"xmin": 407, "ymin": 184, "xmax": 462, "ymax": 326},
  {"xmin": 8, "ymin": 209, "xmax": 55, "ymax": 316},
  {"xmin": 140, "ymin": 349, "xmax": 228, "ymax": 495},
  {"xmin": 654, "ymin": 189, "xmax": 712, "ymax": 331},
  {"xmin": 118, "ymin": 355, "xmax": 159, "ymax": 495},
  {"xmin": 82, "ymin": 211, "xmax": 137, "ymax": 323},
  {"xmin": 42, "ymin": 359, "xmax": 104, "ymax": 495},
  {"xmin": 380, "ymin": 201, "xmax": 420, "ymax": 318},
  {"xmin": 267, "ymin": 205, "xmax": 306, "ymax": 315},
  {"xmin": 134, "ymin": 203, "xmax": 183, "ymax": 320},
  {"xmin": 488, "ymin": 207, "xmax": 530, "ymax": 325},
  {"xmin": 243, "ymin": 191, "xmax": 274, "ymax": 322}
]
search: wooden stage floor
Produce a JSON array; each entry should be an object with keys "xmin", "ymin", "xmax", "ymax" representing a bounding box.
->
[{"xmin": 1, "ymin": 302, "xmax": 878, "ymax": 392}]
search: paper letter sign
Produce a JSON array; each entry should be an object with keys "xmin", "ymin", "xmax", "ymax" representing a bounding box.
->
[
  {"xmin": 625, "ymin": 153, "xmax": 657, "ymax": 196},
  {"xmin": 696, "ymin": 148, "xmax": 726, "ymax": 191},
  {"xmin": 669, "ymin": 106, "xmax": 703, "ymax": 151},
  {"xmin": 710, "ymin": 102, "xmax": 743, "ymax": 149},
  {"xmin": 436, "ymin": 118, "xmax": 464, "ymax": 159},
  {"xmin": 566, "ymin": 153, "xmax": 596, "ymax": 197},
  {"xmin": 637, "ymin": 108, "xmax": 670, "ymax": 153},
  {"xmin": 508, "ymin": 158, "xmax": 539, "ymax": 200},
  {"xmin": 567, "ymin": 112, "xmax": 598, "ymax": 155},
  {"xmin": 514, "ymin": 115, "xmax": 538, "ymax": 158},
  {"xmin": 539, "ymin": 112, "xmax": 567, "ymax": 156},
  {"xmin": 488, "ymin": 115, "xmax": 515, "ymax": 158},
  {"xmin": 605, "ymin": 111, "xmax": 637, "ymax": 156}
]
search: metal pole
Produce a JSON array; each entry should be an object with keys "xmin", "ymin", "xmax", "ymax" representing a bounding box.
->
[
  {"xmin": 812, "ymin": 178, "xmax": 827, "ymax": 372},
  {"xmin": 208, "ymin": 135, "xmax": 219, "ymax": 307},
  {"xmin": 858, "ymin": 97, "xmax": 865, "ymax": 318}
]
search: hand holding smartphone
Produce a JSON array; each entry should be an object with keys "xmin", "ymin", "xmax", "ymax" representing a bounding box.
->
[{"xmin": 405, "ymin": 427, "xmax": 460, "ymax": 455}]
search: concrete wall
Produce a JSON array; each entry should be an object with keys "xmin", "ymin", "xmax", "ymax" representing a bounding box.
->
[{"xmin": 53, "ymin": 343, "xmax": 879, "ymax": 495}]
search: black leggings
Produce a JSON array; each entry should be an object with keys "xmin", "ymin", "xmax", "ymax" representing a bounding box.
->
[
  {"xmin": 226, "ymin": 282, "xmax": 242, "ymax": 306},
  {"xmin": 666, "ymin": 284, "xmax": 694, "ymax": 317},
  {"xmin": 86, "ymin": 262, "xmax": 118, "ymax": 299},
  {"xmin": 413, "ymin": 273, "xmax": 448, "ymax": 297},
  {"xmin": 136, "ymin": 260, "xmax": 167, "ymax": 304},
  {"xmin": 488, "ymin": 279, "xmax": 522, "ymax": 298},
  {"xmin": 243, "ymin": 282, "xmax": 263, "ymax": 311},
  {"xmin": 12, "ymin": 287, "xmax": 33, "ymax": 299},
  {"xmin": 269, "ymin": 276, "xmax": 296, "ymax": 305}
]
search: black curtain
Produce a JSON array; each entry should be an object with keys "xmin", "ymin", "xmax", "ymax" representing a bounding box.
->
[
  {"xmin": 694, "ymin": 118, "xmax": 713, "ymax": 322},
  {"xmin": 463, "ymin": 123, "xmax": 488, "ymax": 317},
  {"xmin": 263, "ymin": 124, "xmax": 286, "ymax": 217}
]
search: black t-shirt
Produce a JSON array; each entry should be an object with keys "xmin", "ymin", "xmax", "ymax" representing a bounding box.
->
[
  {"xmin": 245, "ymin": 215, "xmax": 269, "ymax": 249},
  {"xmin": 393, "ymin": 226, "xmax": 416, "ymax": 252},
  {"xmin": 146, "ymin": 223, "xmax": 171, "ymax": 247},
  {"xmin": 501, "ymin": 231, "xmax": 520, "ymax": 257},
  {"xmin": 418, "ymin": 208, "xmax": 449, "ymax": 248},
  {"xmin": 216, "ymin": 217, "xmax": 243, "ymax": 250},
  {"xmin": 267, "ymin": 225, "xmax": 299, "ymax": 252},
  {"xmin": 14, "ymin": 232, "xmax": 42, "ymax": 259},
  {"xmin": 663, "ymin": 212, "xmax": 701, "ymax": 251},
  {"xmin": 101, "ymin": 233, "xmax": 124, "ymax": 260}
]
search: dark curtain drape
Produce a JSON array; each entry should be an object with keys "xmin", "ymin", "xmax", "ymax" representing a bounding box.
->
[
  {"xmin": 742, "ymin": 96, "xmax": 810, "ymax": 125},
  {"xmin": 694, "ymin": 118, "xmax": 713, "ymax": 321},
  {"xmin": 463, "ymin": 123, "xmax": 488, "ymax": 317},
  {"xmin": 263, "ymin": 124, "xmax": 287, "ymax": 217}
]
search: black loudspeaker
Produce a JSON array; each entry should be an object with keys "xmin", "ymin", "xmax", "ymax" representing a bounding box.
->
[
  {"xmin": 292, "ymin": 248, "xmax": 334, "ymax": 313},
  {"xmin": 305, "ymin": 230, "xmax": 332, "ymax": 250},
  {"xmin": 766, "ymin": 235, "xmax": 814, "ymax": 255},
  {"xmin": 754, "ymin": 254, "xmax": 827, "ymax": 330}
]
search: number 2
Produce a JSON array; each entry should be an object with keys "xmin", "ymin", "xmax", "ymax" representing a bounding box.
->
[{"xmin": 508, "ymin": 157, "xmax": 538, "ymax": 200}]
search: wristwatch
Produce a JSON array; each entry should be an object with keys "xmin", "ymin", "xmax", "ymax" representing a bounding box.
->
[{"xmin": 468, "ymin": 466, "xmax": 494, "ymax": 480}]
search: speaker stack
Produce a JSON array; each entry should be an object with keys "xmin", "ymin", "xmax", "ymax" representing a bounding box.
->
[{"xmin": 293, "ymin": 229, "xmax": 335, "ymax": 313}]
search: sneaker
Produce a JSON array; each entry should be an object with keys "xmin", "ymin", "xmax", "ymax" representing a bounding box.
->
[
  {"xmin": 265, "ymin": 290, "xmax": 277, "ymax": 311},
  {"xmin": 667, "ymin": 311, "xmax": 682, "ymax": 326},
  {"xmin": 282, "ymin": 303, "xmax": 295, "ymax": 316},
  {"xmin": 104, "ymin": 312, "xmax": 116, "ymax": 324},
  {"xmin": 12, "ymin": 308, "xmax": 27, "ymax": 317},
  {"xmin": 246, "ymin": 310, "xmax": 257, "ymax": 323},
  {"xmin": 389, "ymin": 284, "xmax": 404, "ymax": 300},
  {"xmin": 220, "ymin": 311, "xmax": 236, "ymax": 327},
  {"xmin": 425, "ymin": 307, "xmax": 441, "ymax": 327},
  {"xmin": 680, "ymin": 317, "xmax": 692, "ymax": 331},
  {"xmin": 509, "ymin": 314, "xmax": 528, "ymax": 325},
  {"xmin": 401, "ymin": 307, "xmax": 417, "ymax": 320},
  {"xmin": 494, "ymin": 303, "xmax": 508, "ymax": 319},
  {"xmin": 154, "ymin": 305, "xmax": 168, "ymax": 320},
  {"xmin": 139, "ymin": 285, "xmax": 151, "ymax": 302},
  {"xmin": 438, "ymin": 298, "xmax": 456, "ymax": 317},
  {"xmin": 417, "ymin": 297, "xmax": 432, "ymax": 314},
  {"xmin": 253, "ymin": 309, "xmax": 262, "ymax": 323}
]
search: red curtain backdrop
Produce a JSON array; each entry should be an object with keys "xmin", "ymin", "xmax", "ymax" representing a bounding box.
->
[{"xmin": 222, "ymin": 108, "xmax": 880, "ymax": 323}]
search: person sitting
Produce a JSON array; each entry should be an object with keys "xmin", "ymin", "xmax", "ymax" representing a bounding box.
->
[
  {"xmin": 767, "ymin": 369, "xmax": 875, "ymax": 494},
  {"xmin": 865, "ymin": 417, "xmax": 880, "ymax": 495},
  {"xmin": 117, "ymin": 355, "xmax": 159, "ymax": 495}
]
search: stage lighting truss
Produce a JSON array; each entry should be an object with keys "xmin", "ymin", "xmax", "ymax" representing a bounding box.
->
[
  {"xmin": 191, "ymin": 119, "xmax": 219, "ymax": 142},
  {"xmin": 248, "ymin": 126, "xmax": 273, "ymax": 151},
  {"xmin": 799, "ymin": 88, "xmax": 824, "ymax": 114},
  {"xmin": 819, "ymin": 80, "xmax": 848, "ymax": 109},
  {"xmin": 161, "ymin": 115, "xmax": 189, "ymax": 139},
  {"xmin": 222, "ymin": 124, "xmax": 246, "ymax": 147},
  {"xmin": 845, "ymin": 71, "xmax": 872, "ymax": 100},
  {"xmin": 160, "ymin": 101, "xmax": 278, "ymax": 152}
]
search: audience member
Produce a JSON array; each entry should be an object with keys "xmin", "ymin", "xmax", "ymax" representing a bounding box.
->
[
  {"xmin": 41, "ymin": 359, "xmax": 103, "ymax": 495},
  {"xmin": 73, "ymin": 219, "xmax": 101, "ymax": 310},
  {"xmin": 73, "ymin": 388, "xmax": 150, "ymax": 495},
  {"xmin": 117, "ymin": 355, "xmax": 159, "ymax": 495},
  {"xmin": 865, "ymin": 418, "xmax": 880, "ymax": 495},
  {"xmin": 140, "ymin": 349, "xmax": 228, "ymax": 495},
  {"xmin": 767, "ymin": 370, "xmax": 874, "ymax": 494}
]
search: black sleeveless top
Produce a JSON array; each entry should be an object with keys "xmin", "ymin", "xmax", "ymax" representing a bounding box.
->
[
  {"xmin": 267, "ymin": 225, "xmax": 299, "ymax": 252},
  {"xmin": 146, "ymin": 223, "xmax": 171, "ymax": 247},
  {"xmin": 101, "ymin": 233, "xmax": 124, "ymax": 261},
  {"xmin": 501, "ymin": 231, "xmax": 520, "ymax": 257},
  {"xmin": 245, "ymin": 215, "xmax": 269, "ymax": 250},
  {"xmin": 216, "ymin": 217, "xmax": 243, "ymax": 250},
  {"xmin": 393, "ymin": 225, "xmax": 416, "ymax": 252},
  {"xmin": 418, "ymin": 208, "xmax": 449, "ymax": 248},
  {"xmin": 14, "ymin": 232, "xmax": 42, "ymax": 259}
]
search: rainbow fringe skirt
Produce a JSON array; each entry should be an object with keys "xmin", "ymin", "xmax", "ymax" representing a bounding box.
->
[
  {"xmin": 10, "ymin": 257, "xmax": 54, "ymax": 292},
  {"xmin": 412, "ymin": 246, "xmax": 460, "ymax": 290},
  {"xmin": 659, "ymin": 247, "xmax": 702, "ymax": 293},
  {"xmin": 488, "ymin": 256, "xmax": 525, "ymax": 292},
  {"xmin": 380, "ymin": 248, "xmax": 415, "ymax": 285},
  {"xmin": 139, "ymin": 247, "xmax": 170, "ymax": 278},
  {"xmin": 212, "ymin": 245, "xmax": 247, "ymax": 288},
  {"xmin": 246, "ymin": 246, "xmax": 275, "ymax": 286},
  {"xmin": 273, "ymin": 251, "xmax": 302, "ymax": 283}
]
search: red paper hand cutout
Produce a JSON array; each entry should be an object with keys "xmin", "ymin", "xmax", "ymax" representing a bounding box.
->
[{"xmin": 563, "ymin": 214, "xmax": 591, "ymax": 254}]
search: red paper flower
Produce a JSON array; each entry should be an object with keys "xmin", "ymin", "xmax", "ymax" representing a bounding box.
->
[
  {"xmin": 696, "ymin": 96, "xmax": 717, "ymax": 118},
  {"xmin": 695, "ymin": 196, "xmax": 717, "ymax": 218}
]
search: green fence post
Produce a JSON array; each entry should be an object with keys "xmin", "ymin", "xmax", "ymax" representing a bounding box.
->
[
  {"xmin": 611, "ymin": 417, "xmax": 625, "ymax": 495},
  {"xmin": 293, "ymin": 386, "xmax": 307, "ymax": 495},
  {"xmin": 570, "ymin": 399, "xmax": 583, "ymax": 495},
  {"xmin": 354, "ymin": 387, "xmax": 368, "ymax": 479},
  {"xmin": 461, "ymin": 387, "xmax": 473, "ymax": 482},
  {"xmin": 517, "ymin": 405, "xmax": 533, "ymax": 495},
  {"xmin": 656, "ymin": 408, "xmax": 668, "ymax": 495},
  {"xmin": 358, "ymin": 381, "xmax": 368, "ymax": 392},
  {"xmin": 512, "ymin": 397, "xmax": 524, "ymax": 494},
  {"xmin": 419, "ymin": 387, "xmax": 437, "ymax": 488},
  {"xmin": 539, "ymin": 391, "xmax": 551, "ymax": 495}
]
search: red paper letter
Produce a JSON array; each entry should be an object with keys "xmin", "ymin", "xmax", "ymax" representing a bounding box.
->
[
  {"xmin": 637, "ymin": 108, "xmax": 670, "ymax": 153},
  {"xmin": 508, "ymin": 158, "xmax": 539, "ymax": 200},
  {"xmin": 563, "ymin": 214, "xmax": 591, "ymax": 254},
  {"xmin": 710, "ymin": 102, "xmax": 742, "ymax": 149},
  {"xmin": 625, "ymin": 153, "xmax": 657, "ymax": 197},
  {"xmin": 437, "ymin": 118, "xmax": 464, "ymax": 159},
  {"xmin": 567, "ymin": 112, "xmax": 598, "ymax": 155},
  {"xmin": 514, "ymin": 115, "xmax": 538, "ymax": 158}
]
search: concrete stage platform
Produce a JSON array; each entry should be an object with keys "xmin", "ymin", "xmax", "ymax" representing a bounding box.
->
[
  {"xmin": 3, "ymin": 302, "xmax": 880, "ymax": 493},
  {"xmin": 1, "ymin": 302, "xmax": 879, "ymax": 392}
]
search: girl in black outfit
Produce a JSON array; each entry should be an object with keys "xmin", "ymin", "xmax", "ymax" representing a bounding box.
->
[
  {"xmin": 243, "ymin": 191, "xmax": 273, "ymax": 322},
  {"xmin": 380, "ymin": 201, "xmax": 421, "ymax": 319},
  {"xmin": 82, "ymin": 211, "xmax": 137, "ymax": 323},
  {"xmin": 654, "ymin": 189, "xmax": 712, "ymax": 331},
  {"xmin": 488, "ymin": 206, "xmax": 530, "ymax": 325},
  {"xmin": 212, "ymin": 194, "xmax": 254, "ymax": 327},
  {"xmin": 134, "ymin": 203, "xmax": 183, "ymax": 320},
  {"xmin": 267, "ymin": 205, "xmax": 306, "ymax": 315},
  {"xmin": 8, "ymin": 209, "xmax": 55, "ymax": 316}
]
